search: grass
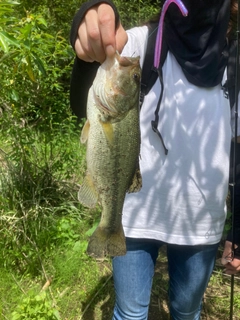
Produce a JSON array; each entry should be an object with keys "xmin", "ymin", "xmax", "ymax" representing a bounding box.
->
[
  {"xmin": 0, "ymin": 236, "xmax": 240, "ymax": 319},
  {"xmin": 1, "ymin": 234, "xmax": 240, "ymax": 319}
]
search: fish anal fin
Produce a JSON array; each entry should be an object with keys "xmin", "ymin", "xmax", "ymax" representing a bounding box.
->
[
  {"xmin": 78, "ymin": 172, "xmax": 98, "ymax": 208},
  {"xmin": 128, "ymin": 164, "xmax": 142, "ymax": 193},
  {"xmin": 80, "ymin": 120, "xmax": 90, "ymax": 144}
]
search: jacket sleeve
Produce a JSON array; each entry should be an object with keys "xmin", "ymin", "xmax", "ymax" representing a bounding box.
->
[
  {"xmin": 69, "ymin": 0, "xmax": 120, "ymax": 120},
  {"xmin": 70, "ymin": 58, "xmax": 99, "ymax": 120}
]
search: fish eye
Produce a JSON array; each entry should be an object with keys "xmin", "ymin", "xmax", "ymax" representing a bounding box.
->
[{"xmin": 133, "ymin": 73, "xmax": 140, "ymax": 82}]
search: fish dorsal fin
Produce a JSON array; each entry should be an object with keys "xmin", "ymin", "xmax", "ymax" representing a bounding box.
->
[
  {"xmin": 100, "ymin": 121, "xmax": 114, "ymax": 145},
  {"xmin": 127, "ymin": 164, "xmax": 142, "ymax": 193},
  {"xmin": 80, "ymin": 120, "xmax": 90, "ymax": 144},
  {"xmin": 78, "ymin": 172, "xmax": 98, "ymax": 208}
]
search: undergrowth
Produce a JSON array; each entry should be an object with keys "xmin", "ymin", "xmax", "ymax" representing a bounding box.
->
[{"xmin": 0, "ymin": 114, "xmax": 105, "ymax": 319}]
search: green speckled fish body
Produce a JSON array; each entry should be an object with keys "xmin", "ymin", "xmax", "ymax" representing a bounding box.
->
[{"xmin": 78, "ymin": 53, "xmax": 142, "ymax": 258}]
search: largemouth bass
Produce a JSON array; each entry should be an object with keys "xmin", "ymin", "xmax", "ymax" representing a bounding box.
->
[{"xmin": 78, "ymin": 52, "xmax": 142, "ymax": 258}]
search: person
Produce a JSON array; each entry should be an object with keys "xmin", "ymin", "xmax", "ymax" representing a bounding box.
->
[
  {"xmin": 222, "ymin": 138, "xmax": 240, "ymax": 274},
  {"xmin": 70, "ymin": 0, "xmax": 240, "ymax": 319}
]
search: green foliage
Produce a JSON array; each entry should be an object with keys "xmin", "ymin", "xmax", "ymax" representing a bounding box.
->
[
  {"xmin": 17, "ymin": 0, "xmax": 83, "ymax": 38},
  {"xmin": 16, "ymin": 0, "xmax": 163, "ymax": 36},
  {"xmin": 0, "ymin": 0, "xmax": 85, "ymax": 276},
  {"xmin": 11, "ymin": 291, "xmax": 60, "ymax": 320},
  {"xmin": 114, "ymin": 0, "xmax": 162, "ymax": 28},
  {"xmin": 0, "ymin": 10, "xmax": 74, "ymax": 127},
  {"xmin": 53, "ymin": 216, "xmax": 81, "ymax": 246},
  {"xmin": 0, "ymin": 125, "xmax": 85, "ymax": 274}
]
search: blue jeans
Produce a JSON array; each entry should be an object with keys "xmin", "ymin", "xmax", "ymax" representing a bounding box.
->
[{"xmin": 112, "ymin": 238, "xmax": 219, "ymax": 320}]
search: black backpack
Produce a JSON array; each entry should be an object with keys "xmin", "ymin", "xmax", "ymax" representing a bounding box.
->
[{"xmin": 140, "ymin": 21, "xmax": 238, "ymax": 110}]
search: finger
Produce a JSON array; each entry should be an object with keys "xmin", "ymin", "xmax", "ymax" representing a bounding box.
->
[
  {"xmin": 84, "ymin": 9, "xmax": 106, "ymax": 63},
  {"xmin": 223, "ymin": 258, "xmax": 240, "ymax": 274},
  {"xmin": 221, "ymin": 257, "xmax": 231, "ymax": 265},
  {"xmin": 75, "ymin": 35, "xmax": 94, "ymax": 62},
  {"xmin": 74, "ymin": 17, "xmax": 99, "ymax": 62},
  {"xmin": 221, "ymin": 251, "xmax": 233, "ymax": 265},
  {"xmin": 224, "ymin": 268, "xmax": 238, "ymax": 275},
  {"xmin": 97, "ymin": 4, "xmax": 117, "ymax": 58},
  {"xmin": 223, "ymin": 264, "xmax": 236, "ymax": 275},
  {"xmin": 224, "ymin": 265, "xmax": 240, "ymax": 275}
]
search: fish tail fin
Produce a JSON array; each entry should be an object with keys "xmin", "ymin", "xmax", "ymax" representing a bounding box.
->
[{"xmin": 87, "ymin": 225, "xmax": 126, "ymax": 258}]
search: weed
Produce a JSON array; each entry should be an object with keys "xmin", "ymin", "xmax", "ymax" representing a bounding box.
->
[
  {"xmin": 11, "ymin": 291, "xmax": 60, "ymax": 320},
  {"xmin": 0, "ymin": 120, "xmax": 85, "ymax": 275}
]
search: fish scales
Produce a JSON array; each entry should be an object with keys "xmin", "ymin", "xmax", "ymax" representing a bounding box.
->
[{"xmin": 78, "ymin": 53, "xmax": 142, "ymax": 258}]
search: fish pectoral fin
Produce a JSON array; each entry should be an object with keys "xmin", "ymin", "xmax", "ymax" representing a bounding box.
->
[
  {"xmin": 100, "ymin": 121, "xmax": 114, "ymax": 145},
  {"xmin": 78, "ymin": 172, "xmax": 98, "ymax": 208},
  {"xmin": 127, "ymin": 165, "xmax": 142, "ymax": 193},
  {"xmin": 80, "ymin": 120, "xmax": 90, "ymax": 144}
]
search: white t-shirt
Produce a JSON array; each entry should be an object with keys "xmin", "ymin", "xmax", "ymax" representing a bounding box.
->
[{"xmin": 120, "ymin": 26, "xmax": 238, "ymax": 245}]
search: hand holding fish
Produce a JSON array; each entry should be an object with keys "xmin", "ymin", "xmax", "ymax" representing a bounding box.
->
[{"xmin": 74, "ymin": 3, "xmax": 128, "ymax": 63}]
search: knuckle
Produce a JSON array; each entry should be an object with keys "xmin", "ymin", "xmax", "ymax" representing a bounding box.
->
[
  {"xmin": 75, "ymin": 43, "xmax": 93, "ymax": 62},
  {"xmin": 99, "ymin": 13, "xmax": 113, "ymax": 27},
  {"xmin": 88, "ymin": 27, "xmax": 101, "ymax": 41}
]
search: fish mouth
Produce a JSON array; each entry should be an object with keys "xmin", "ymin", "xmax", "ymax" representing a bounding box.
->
[
  {"xmin": 115, "ymin": 53, "xmax": 140, "ymax": 68},
  {"xmin": 92, "ymin": 52, "xmax": 140, "ymax": 120}
]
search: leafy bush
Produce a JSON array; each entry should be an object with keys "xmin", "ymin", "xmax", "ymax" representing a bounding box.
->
[
  {"xmin": 17, "ymin": 0, "xmax": 82, "ymax": 39},
  {"xmin": 115, "ymin": 0, "xmax": 162, "ymax": 27},
  {"xmin": 0, "ymin": 1, "xmax": 84, "ymax": 274},
  {"xmin": 11, "ymin": 291, "xmax": 60, "ymax": 320},
  {"xmin": 0, "ymin": 9, "xmax": 74, "ymax": 127}
]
